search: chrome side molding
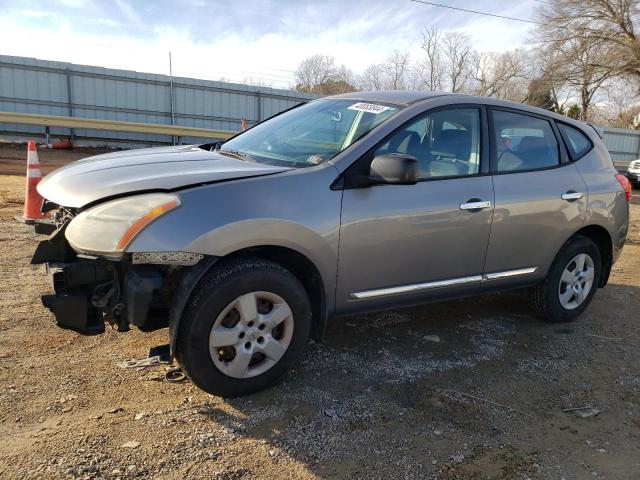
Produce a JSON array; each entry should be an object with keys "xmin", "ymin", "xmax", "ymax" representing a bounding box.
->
[
  {"xmin": 350, "ymin": 275, "xmax": 483, "ymax": 299},
  {"xmin": 350, "ymin": 267, "xmax": 537, "ymax": 300},
  {"xmin": 483, "ymin": 267, "xmax": 537, "ymax": 280}
]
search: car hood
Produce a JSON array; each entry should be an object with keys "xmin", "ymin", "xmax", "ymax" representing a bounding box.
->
[{"xmin": 37, "ymin": 145, "xmax": 292, "ymax": 208}]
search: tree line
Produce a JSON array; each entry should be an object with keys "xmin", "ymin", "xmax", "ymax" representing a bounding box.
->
[{"xmin": 293, "ymin": 0, "xmax": 640, "ymax": 129}]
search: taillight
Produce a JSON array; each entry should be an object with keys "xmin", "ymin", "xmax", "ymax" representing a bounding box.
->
[{"xmin": 615, "ymin": 174, "xmax": 632, "ymax": 202}]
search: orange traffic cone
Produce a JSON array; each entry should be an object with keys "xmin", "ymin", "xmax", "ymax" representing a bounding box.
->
[{"xmin": 18, "ymin": 141, "xmax": 47, "ymax": 224}]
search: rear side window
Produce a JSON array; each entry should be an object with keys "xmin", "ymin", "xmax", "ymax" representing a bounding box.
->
[
  {"xmin": 492, "ymin": 110, "xmax": 560, "ymax": 172},
  {"xmin": 558, "ymin": 123, "xmax": 592, "ymax": 160}
]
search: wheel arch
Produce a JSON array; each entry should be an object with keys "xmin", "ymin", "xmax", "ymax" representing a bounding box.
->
[
  {"xmin": 169, "ymin": 245, "xmax": 329, "ymax": 357},
  {"xmin": 570, "ymin": 224, "xmax": 613, "ymax": 287},
  {"xmin": 225, "ymin": 245, "xmax": 328, "ymax": 342}
]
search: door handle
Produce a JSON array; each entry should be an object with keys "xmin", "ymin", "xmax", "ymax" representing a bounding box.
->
[
  {"xmin": 459, "ymin": 200, "xmax": 491, "ymax": 211},
  {"xmin": 561, "ymin": 191, "xmax": 584, "ymax": 201}
]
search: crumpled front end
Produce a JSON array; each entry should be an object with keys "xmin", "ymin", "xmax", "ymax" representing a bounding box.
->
[{"xmin": 32, "ymin": 203, "xmax": 193, "ymax": 336}]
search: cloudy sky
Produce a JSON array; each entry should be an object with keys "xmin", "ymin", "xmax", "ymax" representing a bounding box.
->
[{"xmin": 0, "ymin": 0, "xmax": 542, "ymax": 88}]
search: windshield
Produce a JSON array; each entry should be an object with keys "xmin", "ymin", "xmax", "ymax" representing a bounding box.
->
[{"xmin": 219, "ymin": 99, "xmax": 400, "ymax": 168}]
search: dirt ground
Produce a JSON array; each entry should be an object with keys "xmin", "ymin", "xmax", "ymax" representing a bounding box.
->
[
  {"xmin": 0, "ymin": 141, "xmax": 117, "ymax": 175},
  {"xmin": 0, "ymin": 145, "xmax": 639, "ymax": 479}
]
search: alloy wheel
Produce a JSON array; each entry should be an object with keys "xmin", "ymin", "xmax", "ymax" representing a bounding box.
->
[
  {"xmin": 209, "ymin": 291, "xmax": 294, "ymax": 378},
  {"xmin": 558, "ymin": 253, "xmax": 595, "ymax": 310}
]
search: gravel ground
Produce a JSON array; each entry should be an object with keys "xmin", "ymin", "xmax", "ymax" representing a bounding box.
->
[{"xmin": 0, "ymin": 154, "xmax": 639, "ymax": 479}]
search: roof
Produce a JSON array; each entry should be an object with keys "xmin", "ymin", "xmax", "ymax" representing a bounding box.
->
[
  {"xmin": 327, "ymin": 90, "xmax": 448, "ymax": 106},
  {"xmin": 326, "ymin": 90, "xmax": 595, "ymax": 134}
]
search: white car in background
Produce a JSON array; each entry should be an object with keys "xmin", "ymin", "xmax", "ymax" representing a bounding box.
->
[{"xmin": 627, "ymin": 159, "xmax": 640, "ymax": 187}]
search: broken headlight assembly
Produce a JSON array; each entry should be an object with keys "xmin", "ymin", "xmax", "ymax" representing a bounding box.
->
[{"xmin": 65, "ymin": 193, "xmax": 181, "ymax": 258}]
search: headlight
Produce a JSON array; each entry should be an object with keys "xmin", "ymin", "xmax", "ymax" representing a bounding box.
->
[{"xmin": 65, "ymin": 193, "xmax": 180, "ymax": 256}]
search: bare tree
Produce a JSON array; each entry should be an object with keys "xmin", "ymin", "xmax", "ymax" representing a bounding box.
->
[
  {"xmin": 382, "ymin": 50, "xmax": 410, "ymax": 90},
  {"xmin": 527, "ymin": 47, "xmax": 570, "ymax": 112},
  {"xmin": 470, "ymin": 49, "xmax": 531, "ymax": 100},
  {"xmin": 594, "ymin": 77, "xmax": 640, "ymax": 127},
  {"xmin": 358, "ymin": 63, "xmax": 386, "ymax": 90},
  {"xmin": 562, "ymin": 36, "xmax": 616, "ymax": 120},
  {"xmin": 412, "ymin": 28, "xmax": 471, "ymax": 92},
  {"xmin": 405, "ymin": 68, "xmax": 426, "ymax": 91},
  {"xmin": 469, "ymin": 51, "xmax": 494, "ymax": 96},
  {"xmin": 295, "ymin": 54, "xmax": 335, "ymax": 90},
  {"xmin": 443, "ymin": 31, "xmax": 472, "ymax": 92},
  {"xmin": 537, "ymin": 0, "xmax": 640, "ymax": 82},
  {"xmin": 415, "ymin": 28, "xmax": 444, "ymax": 91},
  {"xmin": 358, "ymin": 52, "xmax": 410, "ymax": 91},
  {"xmin": 294, "ymin": 54, "xmax": 356, "ymax": 94}
]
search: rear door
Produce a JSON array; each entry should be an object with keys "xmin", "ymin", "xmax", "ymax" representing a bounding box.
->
[
  {"xmin": 336, "ymin": 105, "xmax": 495, "ymax": 313},
  {"xmin": 483, "ymin": 108, "xmax": 587, "ymax": 283}
]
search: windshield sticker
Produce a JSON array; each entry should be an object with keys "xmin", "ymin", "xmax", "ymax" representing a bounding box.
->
[{"xmin": 347, "ymin": 102, "xmax": 392, "ymax": 114}]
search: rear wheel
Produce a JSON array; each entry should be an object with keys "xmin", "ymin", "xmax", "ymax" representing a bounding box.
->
[
  {"xmin": 528, "ymin": 236, "xmax": 601, "ymax": 323},
  {"xmin": 176, "ymin": 258, "xmax": 312, "ymax": 397}
]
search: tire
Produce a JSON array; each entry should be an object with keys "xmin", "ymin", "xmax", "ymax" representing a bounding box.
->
[
  {"xmin": 176, "ymin": 257, "xmax": 312, "ymax": 397},
  {"xmin": 528, "ymin": 236, "xmax": 601, "ymax": 323}
]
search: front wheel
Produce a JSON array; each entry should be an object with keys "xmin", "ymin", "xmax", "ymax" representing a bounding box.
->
[
  {"xmin": 176, "ymin": 258, "xmax": 312, "ymax": 397},
  {"xmin": 528, "ymin": 236, "xmax": 602, "ymax": 323}
]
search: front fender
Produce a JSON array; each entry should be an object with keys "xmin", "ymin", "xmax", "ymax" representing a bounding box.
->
[{"xmin": 185, "ymin": 218, "xmax": 337, "ymax": 284}]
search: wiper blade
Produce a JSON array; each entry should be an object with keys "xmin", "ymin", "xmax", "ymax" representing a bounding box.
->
[{"xmin": 219, "ymin": 149, "xmax": 254, "ymax": 162}]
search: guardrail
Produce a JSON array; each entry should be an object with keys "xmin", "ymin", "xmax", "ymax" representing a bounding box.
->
[{"xmin": 0, "ymin": 111, "xmax": 236, "ymax": 141}]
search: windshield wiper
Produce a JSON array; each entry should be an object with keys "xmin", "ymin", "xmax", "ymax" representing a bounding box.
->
[{"xmin": 219, "ymin": 149, "xmax": 255, "ymax": 162}]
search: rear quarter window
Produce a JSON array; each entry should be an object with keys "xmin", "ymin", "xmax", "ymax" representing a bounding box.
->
[{"xmin": 558, "ymin": 123, "xmax": 593, "ymax": 160}]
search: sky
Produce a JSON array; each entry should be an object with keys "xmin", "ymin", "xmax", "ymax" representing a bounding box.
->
[{"xmin": 0, "ymin": 0, "xmax": 543, "ymax": 89}]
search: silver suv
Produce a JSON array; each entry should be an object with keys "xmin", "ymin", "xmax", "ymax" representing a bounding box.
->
[{"xmin": 33, "ymin": 91, "xmax": 631, "ymax": 397}]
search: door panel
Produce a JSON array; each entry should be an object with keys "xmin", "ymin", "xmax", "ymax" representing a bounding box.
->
[
  {"xmin": 336, "ymin": 176, "xmax": 494, "ymax": 312},
  {"xmin": 485, "ymin": 108, "xmax": 588, "ymax": 278},
  {"xmin": 484, "ymin": 164, "xmax": 587, "ymax": 275}
]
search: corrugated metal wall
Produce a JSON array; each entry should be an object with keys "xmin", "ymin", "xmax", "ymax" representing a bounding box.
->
[
  {"xmin": 0, "ymin": 55, "xmax": 317, "ymax": 147},
  {"xmin": 1, "ymin": 55, "xmax": 639, "ymax": 164},
  {"xmin": 602, "ymin": 127, "xmax": 640, "ymax": 169}
]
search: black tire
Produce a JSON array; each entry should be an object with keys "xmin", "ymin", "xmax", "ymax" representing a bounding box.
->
[
  {"xmin": 528, "ymin": 236, "xmax": 602, "ymax": 323},
  {"xmin": 175, "ymin": 257, "xmax": 312, "ymax": 397}
]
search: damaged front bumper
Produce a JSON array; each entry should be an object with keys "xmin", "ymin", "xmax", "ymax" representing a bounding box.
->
[
  {"xmin": 42, "ymin": 260, "xmax": 115, "ymax": 334},
  {"xmin": 32, "ymin": 204, "xmax": 210, "ymax": 340},
  {"xmin": 40, "ymin": 259, "xmax": 164, "ymax": 335},
  {"xmin": 33, "ymin": 222, "xmax": 176, "ymax": 335}
]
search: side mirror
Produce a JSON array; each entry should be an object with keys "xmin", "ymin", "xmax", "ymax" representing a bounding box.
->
[{"xmin": 369, "ymin": 153, "xmax": 419, "ymax": 185}]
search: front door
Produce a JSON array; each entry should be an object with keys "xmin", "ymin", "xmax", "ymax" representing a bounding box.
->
[{"xmin": 336, "ymin": 106, "xmax": 494, "ymax": 313}]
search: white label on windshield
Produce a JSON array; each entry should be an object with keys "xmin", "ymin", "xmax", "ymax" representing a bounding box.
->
[{"xmin": 347, "ymin": 102, "xmax": 392, "ymax": 114}]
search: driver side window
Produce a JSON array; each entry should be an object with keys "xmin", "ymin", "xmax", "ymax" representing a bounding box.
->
[{"xmin": 374, "ymin": 108, "xmax": 481, "ymax": 179}]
